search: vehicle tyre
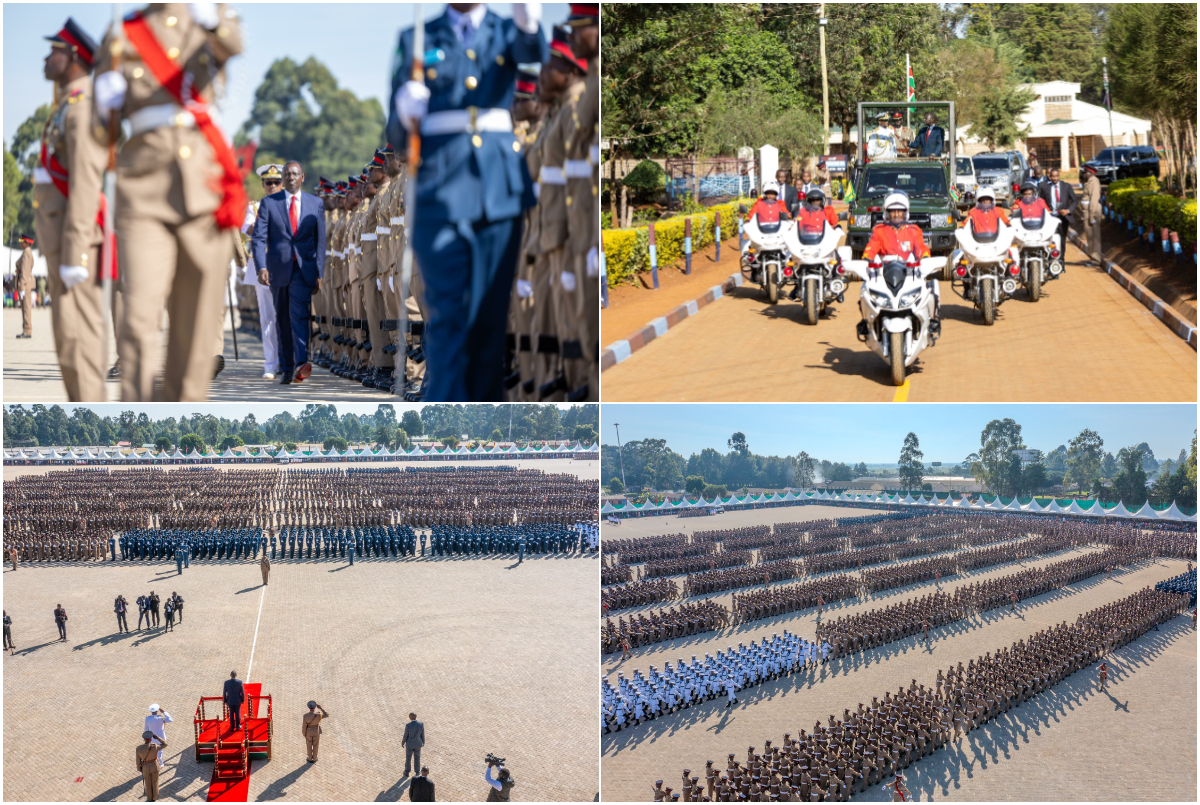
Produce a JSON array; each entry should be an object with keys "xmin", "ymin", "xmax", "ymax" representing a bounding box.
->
[
  {"xmin": 888, "ymin": 330, "xmax": 906, "ymax": 386},
  {"xmin": 1028, "ymin": 262, "xmax": 1041, "ymax": 302},
  {"xmin": 767, "ymin": 267, "xmax": 779, "ymax": 304},
  {"xmin": 981, "ymin": 277, "xmax": 996, "ymax": 325},
  {"xmin": 942, "ymin": 260, "xmax": 954, "ymax": 282},
  {"xmin": 803, "ymin": 278, "xmax": 819, "ymax": 325}
]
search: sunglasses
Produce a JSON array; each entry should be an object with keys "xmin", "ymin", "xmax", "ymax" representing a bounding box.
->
[{"xmin": 263, "ymin": 180, "xmax": 282, "ymax": 187}]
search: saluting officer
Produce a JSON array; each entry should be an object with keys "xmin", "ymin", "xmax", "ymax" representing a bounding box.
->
[
  {"xmin": 15, "ymin": 235, "xmax": 36, "ymax": 339},
  {"xmin": 388, "ymin": 2, "xmax": 549, "ymax": 401},
  {"xmin": 36, "ymin": 19, "xmax": 109, "ymax": 401},
  {"xmin": 93, "ymin": 3, "xmax": 245, "ymax": 401}
]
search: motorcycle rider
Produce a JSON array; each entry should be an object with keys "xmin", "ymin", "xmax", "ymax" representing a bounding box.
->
[
  {"xmin": 865, "ymin": 112, "xmax": 898, "ymax": 161},
  {"xmin": 796, "ymin": 188, "xmax": 841, "ymax": 231},
  {"xmin": 1012, "ymin": 182, "xmax": 1060, "ymax": 252},
  {"xmin": 744, "ymin": 182, "xmax": 791, "ymax": 227},
  {"xmin": 959, "ymin": 186, "xmax": 1012, "ymax": 234},
  {"xmin": 861, "ymin": 191, "xmax": 939, "ymax": 322}
]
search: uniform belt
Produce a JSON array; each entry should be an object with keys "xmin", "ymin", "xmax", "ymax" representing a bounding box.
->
[
  {"xmin": 333, "ymin": 250, "xmax": 344, "ymax": 258},
  {"xmin": 590, "ymin": 145, "xmax": 600, "ymax": 164},
  {"xmin": 539, "ymin": 166, "xmax": 566, "ymax": 185},
  {"xmin": 128, "ymin": 104, "xmax": 205, "ymax": 136},
  {"xmin": 376, "ymin": 226, "xmax": 391, "ymax": 234},
  {"xmin": 420, "ymin": 107, "xmax": 513, "ymax": 136},
  {"xmin": 361, "ymin": 233, "xmax": 378, "ymax": 241},
  {"xmin": 324, "ymin": 250, "xmax": 332, "ymax": 256},
  {"xmin": 564, "ymin": 160, "xmax": 591, "ymax": 179},
  {"xmin": 33, "ymin": 167, "xmax": 53, "ymax": 185},
  {"xmin": 390, "ymin": 216, "xmax": 405, "ymax": 225}
]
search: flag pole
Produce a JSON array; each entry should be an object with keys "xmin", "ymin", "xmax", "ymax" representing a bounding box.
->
[
  {"xmin": 905, "ymin": 53, "xmax": 911, "ymax": 133},
  {"xmin": 1103, "ymin": 57, "xmax": 1115, "ymax": 174},
  {"xmin": 397, "ymin": 3, "xmax": 424, "ymax": 394}
]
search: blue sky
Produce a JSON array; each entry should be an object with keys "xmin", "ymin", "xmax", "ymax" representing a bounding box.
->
[
  {"xmin": 4, "ymin": 2, "xmax": 570, "ymax": 146},
  {"xmin": 600, "ymin": 404, "xmax": 1198, "ymax": 464}
]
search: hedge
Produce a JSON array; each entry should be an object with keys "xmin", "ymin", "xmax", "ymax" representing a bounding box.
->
[
  {"xmin": 1106, "ymin": 177, "xmax": 1195, "ymax": 246},
  {"xmin": 602, "ymin": 199, "xmax": 749, "ymax": 287}
]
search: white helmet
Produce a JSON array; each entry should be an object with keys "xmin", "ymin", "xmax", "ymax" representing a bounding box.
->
[
  {"xmin": 975, "ymin": 187, "xmax": 996, "ymax": 204},
  {"xmin": 883, "ymin": 191, "xmax": 910, "ymax": 215},
  {"xmin": 761, "ymin": 181, "xmax": 781, "ymax": 197}
]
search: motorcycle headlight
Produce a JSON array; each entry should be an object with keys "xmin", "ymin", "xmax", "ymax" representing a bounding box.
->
[
  {"xmin": 869, "ymin": 289, "xmax": 891, "ymax": 308},
  {"xmin": 896, "ymin": 289, "xmax": 922, "ymax": 308},
  {"xmin": 852, "ymin": 214, "xmax": 873, "ymax": 228},
  {"xmin": 928, "ymin": 214, "xmax": 951, "ymax": 229}
]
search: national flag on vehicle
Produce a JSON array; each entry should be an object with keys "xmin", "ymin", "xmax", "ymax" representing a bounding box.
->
[{"xmin": 950, "ymin": 186, "xmax": 962, "ymax": 204}]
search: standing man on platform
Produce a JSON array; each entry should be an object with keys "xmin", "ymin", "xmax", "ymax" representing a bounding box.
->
[
  {"xmin": 223, "ymin": 671, "xmax": 246, "ymax": 734},
  {"xmin": 14, "ymin": 235, "xmax": 36, "ymax": 339},
  {"xmin": 251, "ymin": 160, "xmax": 326, "ymax": 385},
  {"xmin": 93, "ymin": 3, "xmax": 245, "ymax": 401},
  {"xmin": 388, "ymin": 2, "xmax": 549, "ymax": 401},
  {"xmin": 37, "ymin": 19, "xmax": 108, "ymax": 400}
]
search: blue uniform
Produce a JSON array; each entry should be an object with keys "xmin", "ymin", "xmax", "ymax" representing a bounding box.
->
[{"xmin": 386, "ymin": 8, "xmax": 548, "ymax": 401}]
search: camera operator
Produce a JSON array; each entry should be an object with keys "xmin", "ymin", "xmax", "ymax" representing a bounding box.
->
[{"xmin": 484, "ymin": 756, "xmax": 514, "ymax": 802}]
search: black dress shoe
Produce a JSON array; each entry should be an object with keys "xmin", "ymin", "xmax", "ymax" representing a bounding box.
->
[
  {"xmin": 107, "ymin": 361, "xmax": 121, "ymax": 379},
  {"xmin": 279, "ymin": 371, "xmax": 294, "ymax": 384},
  {"xmin": 213, "ymin": 355, "xmax": 225, "ymax": 379}
]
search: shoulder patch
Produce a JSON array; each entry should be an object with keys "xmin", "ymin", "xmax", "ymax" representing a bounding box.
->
[{"xmin": 67, "ymin": 89, "xmax": 85, "ymax": 104}]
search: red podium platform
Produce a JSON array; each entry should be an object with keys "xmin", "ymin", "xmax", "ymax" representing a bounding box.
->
[{"xmin": 194, "ymin": 684, "xmax": 272, "ymax": 802}]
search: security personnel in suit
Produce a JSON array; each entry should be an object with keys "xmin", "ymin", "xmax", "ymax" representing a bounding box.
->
[
  {"xmin": 303, "ymin": 701, "xmax": 328, "ymax": 762},
  {"xmin": 388, "ymin": 3, "xmax": 549, "ymax": 401},
  {"xmin": 93, "ymin": 3, "xmax": 245, "ymax": 401},
  {"xmin": 136, "ymin": 731, "xmax": 165, "ymax": 801},
  {"xmin": 1038, "ymin": 167, "xmax": 1078, "ymax": 253},
  {"xmin": 36, "ymin": 19, "xmax": 108, "ymax": 400},
  {"xmin": 15, "ymin": 235, "xmax": 36, "ymax": 338}
]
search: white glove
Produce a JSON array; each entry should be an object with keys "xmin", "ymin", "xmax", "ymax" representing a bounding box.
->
[
  {"xmin": 516, "ymin": 279, "xmax": 533, "ymax": 298},
  {"xmin": 59, "ymin": 265, "xmax": 90, "ymax": 290},
  {"xmin": 93, "ymin": 71, "xmax": 128, "ymax": 117},
  {"xmin": 395, "ymin": 80, "xmax": 431, "ymax": 133},
  {"xmin": 587, "ymin": 247, "xmax": 598, "ymax": 278},
  {"xmin": 376, "ymin": 277, "xmax": 382, "ymax": 292},
  {"xmin": 189, "ymin": 2, "xmax": 220, "ymax": 29},
  {"xmin": 512, "ymin": 2, "xmax": 542, "ymax": 34},
  {"xmin": 560, "ymin": 270, "xmax": 577, "ymax": 292},
  {"xmin": 388, "ymin": 275, "xmax": 395, "ymax": 293}
]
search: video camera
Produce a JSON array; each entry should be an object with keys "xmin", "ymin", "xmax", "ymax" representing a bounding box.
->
[{"xmin": 485, "ymin": 753, "xmax": 506, "ymax": 767}]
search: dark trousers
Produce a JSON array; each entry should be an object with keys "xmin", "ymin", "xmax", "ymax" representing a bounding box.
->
[
  {"xmin": 4, "ymin": 625, "xmax": 13, "ymax": 648},
  {"xmin": 228, "ymin": 700, "xmax": 243, "ymax": 732},
  {"xmin": 56, "ymin": 620, "xmax": 66, "ymax": 640},
  {"xmin": 272, "ymin": 269, "xmax": 315, "ymax": 375},
  {"xmin": 138, "ymin": 609, "xmax": 148, "ymax": 629},
  {"xmin": 411, "ymin": 214, "xmax": 521, "ymax": 401},
  {"xmin": 175, "ymin": 606, "xmax": 183, "ymax": 623},
  {"xmin": 117, "ymin": 611, "xmax": 128, "ymax": 631},
  {"xmin": 151, "ymin": 607, "xmax": 160, "ymax": 626}
]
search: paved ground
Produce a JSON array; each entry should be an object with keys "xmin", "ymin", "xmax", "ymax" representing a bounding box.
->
[
  {"xmin": 599, "ymin": 554, "xmax": 1196, "ymax": 802},
  {"xmin": 601, "ymin": 237, "xmax": 1197, "ymax": 401},
  {"xmin": 3, "ymin": 553, "xmax": 598, "ymax": 802},
  {"xmin": 4, "ymin": 307, "xmax": 394, "ymax": 402}
]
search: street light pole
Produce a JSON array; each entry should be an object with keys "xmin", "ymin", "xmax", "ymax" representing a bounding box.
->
[
  {"xmin": 819, "ymin": 6, "xmax": 830, "ymax": 157},
  {"xmin": 613, "ymin": 422, "xmax": 627, "ymax": 492}
]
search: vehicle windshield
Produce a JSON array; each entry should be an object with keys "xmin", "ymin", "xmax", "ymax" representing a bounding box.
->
[
  {"xmin": 956, "ymin": 158, "xmax": 973, "ymax": 174},
  {"xmin": 1094, "ymin": 149, "xmax": 1130, "ymax": 164},
  {"xmin": 973, "ymin": 156, "xmax": 1010, "ymax": 171},
  {"xmin": 862, "ymin": 166, "xmax": 947, "ymax": 199}
]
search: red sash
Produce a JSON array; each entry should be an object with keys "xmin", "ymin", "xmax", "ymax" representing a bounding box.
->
[
  {"xmin": 40, "ymin": 132, "xmax": 117, "ymax": 279},
  {"xmin": 122, "ymin": 11, "xmax": 247, "ymax": 229}
]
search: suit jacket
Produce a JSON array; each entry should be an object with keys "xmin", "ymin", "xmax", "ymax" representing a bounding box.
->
[
  {"xmin": 780, "ymin": 183, "xmax": 800, "ymax": 217},
  {"xmin": 410, "ymin": 775, "xmax": 436, "ymax": 801},
  {"xmin": 908, "ymin": 125, "xmax": 945, "ymax": 157},
  {"xmin": 1038, "ymin": 181, "xmax": 1078, "ymax": 222},
  {"xmin": 402, "ymin": 719, "xmax": 425, "ymax": 747},
  {"xmin": 251, "ymin": 191, "xmax": 326, "ymax": 289},
  {"xmin": 223, "ymin": 677, "xmax": 245, "ymax": 706},
  {"xmin": 386, "ymin": 8, "xmax": 549, "ymax": 225}
]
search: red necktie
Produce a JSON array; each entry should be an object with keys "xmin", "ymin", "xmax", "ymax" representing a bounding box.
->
[{"xmin": 289, "ymin": 195, "xmax": 299, "ymax": 235}]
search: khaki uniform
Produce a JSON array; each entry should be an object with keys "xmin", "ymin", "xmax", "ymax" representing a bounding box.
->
[
  {"xmin": 93, "ymin": 4, "xmax": 243, "ymax": 401},
  {"xmin": 260, "ymin": 554, "xmax": 269, "ymax": 585},
  {"xmin": 1080, "ymin": 175, "xmax": 1103, "ymax": 262},
  {"xmin": 16, "ymin": 247, "xmax": 35, "ymax": 336},
  {"xmin": 34, "ymin": 74, "xmax": 108, "ymax": 400},
  {"xmin": 508, "ymin": 116, "xmax": 546, "ymax": 401},
  {"xmin": 359, "ymin": 183, "xmax": 390, "ymax": 374},
  {"xmin": 302, "ymin": 709, "xmax": 325, "ymax": 761},
  {"xmin": 136, "ymin": 739, "xmax": 164, "ymax": 801},
  {"xmin": 327, "ymin": 209, "xmax": 347, "ymax": 363},
  {"xmin": 346, "ymin": 199, "xmax": 368, "ymax": 370},
  {"xmin": 564, "ymin": 59, "xmax": 599, "ymax": 399}
]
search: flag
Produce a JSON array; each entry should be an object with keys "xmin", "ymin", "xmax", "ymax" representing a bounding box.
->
[
  {"xmin": 950, "ymin": 185, "xmax": 962, "ymax": 204},
  {"xmin": 1101, "ymin": 63, "xmax": 1112, "ymax": 110}
]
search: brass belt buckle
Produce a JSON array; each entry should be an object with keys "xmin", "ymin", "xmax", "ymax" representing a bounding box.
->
[{"xmin": 468, "ymin": 106, "xmax": 482, "ymax": 148}]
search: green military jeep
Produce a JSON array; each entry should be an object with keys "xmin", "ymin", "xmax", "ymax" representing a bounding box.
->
[{"xmin": 845, "ymin": 102, "xmax": 959, "ymax": 280}]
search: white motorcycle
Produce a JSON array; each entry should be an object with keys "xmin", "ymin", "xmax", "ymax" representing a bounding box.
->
[
  {"xmin": 741, "ymin": 216, "xmax": 795, "ymax": 305},
  {"xmin": 787, "ymin": 219, "xmax": 852, "ymax": 325},
  {"xmin": 949, "ymin": 220, "xmax": 1019, "ymax": 326},
  {"xmin": 847, "ymin": 254, "xmax": 947, "ymax": 386},
  {"xmin": 1010, "ymin": 209, "xmax": 1063, "ymax": 302}
]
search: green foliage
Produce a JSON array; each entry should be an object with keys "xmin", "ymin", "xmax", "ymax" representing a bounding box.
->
[
  {"xmin": 608, "ymin": 477, "xmax": 625, "ymax": 494},
  {"xmin": 622, "ymin": 159, "xmax": 666, "ymax": 198},
  {"xmin": 696, "ymin": 79, "xmax": 824, "ymax": 161},
  {"xmin": 573, "ymin": 424, "xmax": 599, "ymax": 444},
  {"xmin": 685, "ymin": 475, "xmax": 706, "ymax": 496},
  {"xmin": 440, "ymin": 436, "xmax": 459, "ymax": 449},
  {"xmin": 973, "ymin": 418, "xmax": 1025, "ymax": 497},
  {"xmin": 400, "ymin": 410, "xmax": 424, "ymax": 437},
  {"xmin": 218, "ymin": 435, "xmax": 244, "ymax": 451},
  {"xmin": 323, "ymin": 435, "xmax": 349, "ymax": 452},
  {"xmin": 179, "ymin": 433, "xmax": 205, "ymax": 454},
  {"xmin": 283, "ymin": 442, "xmax": 298, "ymax": 452},
  {"xmin": 1066, "ymin": 428, "xmax": 1105, "ymax": 491},
  {"xmin": 602, "ymin": 199, "xmax": 746, "ymax": 286},
  {"xmin": 240, "ymin": 429, "xmax": 267, "ymax": 445},
  {"xmin": 1110, "ymin": 445, "xmax": 1149, "ymax": 508},
  {"xmin": 3, "ymin": 151, "xmax": 22, "ymax": 241},
  {"xmin": 971, "ymin": 83, "xmax": 1037, "ymax": 149},
  {"xmin": 155, "ymin": 436, "xmax": 173, "ymax": 452},
  {"xmin": 898, "ymin": 432, "xmax": 925, "ymax": 492},
  {"xmin": 1107, "ymin": 178, "xmax": 1196, "ymax": 245},
  {"xmin": 6, "ymin": 103, "xmax": 52, "ymax": 241},
  {"xmin": 702, "ymin": 483, "xmax": 728, "ymax": 499},
  {"xmin": 490, "ymin": 428, "xmax": 505, "ymax": 442},
  {"xmin": 394, "ymin": 428, "xmax": 411, "ymax": 452}
]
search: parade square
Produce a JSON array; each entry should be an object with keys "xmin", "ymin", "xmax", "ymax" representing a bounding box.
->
[{"xmin": 3, "ymin": 549, "xmax": 598, "ymax": 802}]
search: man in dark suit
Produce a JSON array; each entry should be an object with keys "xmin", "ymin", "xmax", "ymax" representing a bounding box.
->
[
  {"xmin": 410, "ymin": 766, "xmax": 435, "ymax": 801},
  {"xmin": 1038, "ymin": 167, "xmax": 1078, "ymax": 250},
  {"xmin": 251, "ymin": 160, "xmax": 327, "ymax": 385},
  {"xmin": 776, "ymin": 170, "xmax": 799, "ymax": 217},
  {"xmin": 908, "ymin": 112, "xmax": 945, "ymax": 157},
  {"xmin": 388, "ymin": 3, "xmax": 548, "ymax": 400},
  {"xmin": 223, "ymin": 670, "xmax": 246, "ymax": 734},
  {"xmin": 402, "ymin": 712, "xmax": 425, "ymax": 777}
]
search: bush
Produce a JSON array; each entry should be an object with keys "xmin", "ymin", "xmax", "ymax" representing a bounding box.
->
[
  {"xmin": 1105, "ymin": 175, "xmax": 1195, "ymax": 245},
  {"xmin": 622, "ymin": 159, "xmax": 666, "ymax": 198},
  {"xmin": 602, "ymin": 199, "xmax": 748, "ymax": 287},
  {"xmin": 1173, "ymin": 200, "xmax": 1196, "ymax": 244},
  {"xmin": 601, "ymin": 211, "xmax": 612, "ymax": 230}
]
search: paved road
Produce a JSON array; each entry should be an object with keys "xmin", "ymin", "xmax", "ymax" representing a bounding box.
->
[
  {"xmin": 3, "ymin": 556, "xmax": 598, "ymax": 802},
  {"xmin": 600, "ymin": 555, "xmax": 1195, "ymax": 801},
  {"xmin": 4, "ymin": 307, "xmax": 395, "ymax": 402},
  {"xmin": 602, "ymin": 238, "xmax": 1196, "ymax": 401}
]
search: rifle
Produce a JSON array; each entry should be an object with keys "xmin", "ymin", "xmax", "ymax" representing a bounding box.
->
[
  {"xmin": 397, "ymin": 3, "xmax": 424, "ymax": 393},
  {"xmin": 103, "ymin": 4, "xmax": 123, "ymax": 366}
]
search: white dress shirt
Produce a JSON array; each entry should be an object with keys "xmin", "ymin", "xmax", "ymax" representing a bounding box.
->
[{"xmin": 447, "ymin": 3, "xmax": 487, "ymax": 44}]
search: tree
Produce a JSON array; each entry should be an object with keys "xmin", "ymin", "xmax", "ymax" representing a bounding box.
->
[
  {"xmin": 702, "ymin": 483, "xmax": 728, "ymax": 499},
  {"xmin": 853, "ymin": 462, "xmax": 870, "ymax": 478},
  {"xmin": 3, "ymin": 150, "xmax": 22, "ymax": 242},
  {"xmin": 401, "ymin": 410, "xmax": 424, "ymax": 437},
  {"xmin": 898, "ymin": 432, "xmax": 925, "ymax": 492},
  {"xmin": 608, "ymin": 477, "xmax": 625, "ymax": 494},
  {"xmin": 490, "ymin": 428, "xmax": 504, "ymax": 443},
  {"xmin": 179, "ymin": 433, "xmax": 205, "ymax": 454},
  {"xmin": 240, "ymin": 428, "xmax": 267, "ymax": 445},
  {"xmin": 974, "ymin": 419, "xmax": 1025, "ymax": 496},
  {"xmin": 790, "ymin": 451, "xmax": 816, "ymax": 489},
  {"xmin": 218, "ymin": 435, "xmax": 244, "ymax": 451},
  {"xmin": 970, "ymin": 81, "xmax": 1036, "ymax": 149},
  {"xmin": 1111, "ymin": 445, "xmax": 1149, "ymax": 507},
  {"xmin": 7, "ymin": 104, "xmax": 53, "ymax": 240},
  {"xmin": 1065, "ymin": 428, "xmax": 1105, "ymax": 492},
  {"xmin": 393, "ymin": 428, "xmax": 411, "ymax": 451},
  {"xmin": 235, "ymin": 57, "xmax": 385, "ymax": 200},
  {"xmin": 372, "ymin": 424, "xmax": 394, "ymax": 449},
  {"xmin": 728, "ymin": 432, "xmax": 750, "ymax": 456},
  {"xmin": 685, "ymin": 475, "xmax": 706, "ymax": 496},
  {"xmin": 573, "ymin": 424, "xmax": 599, "ymax": 444},
  {"xmin": 155, "ymin": 436, "xmax": 173, "ymax": 452},
  {"xmin": 696, "ymin": 79, "xmax": 823, "ymax": 162},
  {"xmin": 323, "ymin": 436, "xmax": 349, "ymax": 452},
  {"xmin": 440, "ymin": 436, "xmax": 459, "ymax": 449},
  {"xmin": 825, "ymin": 462, "xmax": 854, "ymax": 483},
  {"xmin": 1101, "ymin": 451, "xmax": 1118, "ymax": 479}
]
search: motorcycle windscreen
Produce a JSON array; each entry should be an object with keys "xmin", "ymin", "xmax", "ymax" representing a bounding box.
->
[
  {"xmin": 796, "ymin": 209, "xmax": 827, "ymax": 245},
  {"xmin": 882, "ymin": 262, "xmax": 907, "ymax": 294},
  {"xmin": 1014, "ymin": 202, "xmax": 1045, "ymax": 228},
  {"xmin": 969, "ymin": 211, "xmax": 1002, "ymax": 243},
  {"xmin": 758, "ymin": 221, "xmax": 782, "ymax": 235}
]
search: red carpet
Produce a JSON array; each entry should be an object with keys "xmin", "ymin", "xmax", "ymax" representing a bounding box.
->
[{"xmin": 206, "ymin": 683, "xmax": 261, "ymax": 802}]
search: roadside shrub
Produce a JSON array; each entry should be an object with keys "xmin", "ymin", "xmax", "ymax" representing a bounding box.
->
[{"xmin": 601, "ymin": 200, "xmax": 747, "ymax": 287}]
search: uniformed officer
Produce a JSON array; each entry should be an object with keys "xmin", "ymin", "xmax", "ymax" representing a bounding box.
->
[
  {"xmin": 303, "ymin": 700, "xmax": 328, "ymax": 762},
  {"xmin": 260, "ymin": 551, "xmax": 270, "ymax": 585},
  {"xmin": 14, "ymin": 235, "xmax": 36, "ymax": 339},
  {"xmin": 136, "ymin": 731, "xmax": 165, "ymax": 801},
  {"xmin": 93, "ymin": 3, "xmax": 245, "ymax": 401},
  {"xmin": 388, "ymin": 2, "xmax": 549, "ymax": 401},
  {"xmin": 36, "ymin": 19, "xmax": 109, "ymax": 401},
  {"xmin": 359, "ymin": 152, "xmax": 393, "ymax": 391}
]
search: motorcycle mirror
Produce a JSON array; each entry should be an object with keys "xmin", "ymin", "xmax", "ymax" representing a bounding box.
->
[
  {"xmin": 837, "ymin": 212, "xmax": 848, "ymax": 222},
  {"xmin": 739, "ymin": 204, "xmax": 748, "ymax": 215},
  {"xmin": 843, "ymin": 260, "xmax": 869, "ymax": 281},
  {"xmin": 919, "ymin": 257, "xmax": 947, "ymax": 278}
]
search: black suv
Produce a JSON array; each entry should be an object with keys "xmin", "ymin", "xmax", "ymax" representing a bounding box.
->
[{"xmin": 1084, "ymin": 146, "xmax": 1160, "ymax": 183}]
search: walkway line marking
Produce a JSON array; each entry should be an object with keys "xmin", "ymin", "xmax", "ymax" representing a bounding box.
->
[
  {"xmin": 892, "ymin": 378, "xmax": 911, "ymax": 402},
  {"xmin": 245, "ymin": 584, "xmax": 266, "ymax": 680}
]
